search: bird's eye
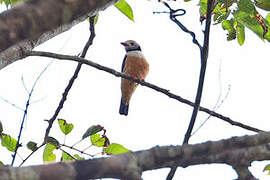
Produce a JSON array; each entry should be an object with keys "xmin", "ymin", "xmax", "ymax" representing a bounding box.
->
[{"xmin": 130, "ymin": 42, "xmax": 134, "ymax": 46}]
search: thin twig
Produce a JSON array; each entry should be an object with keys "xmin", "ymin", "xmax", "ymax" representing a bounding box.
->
[
  {"xmin": 21, "ymin": 75, "xmax": 30, "ymax": 94},
  {"xmin": 192, "ymin": 60, "xmax": 225, "ymax": 136},
  {"xmin": 183, "ymin": 0, "xmax": 215, "ymax": 144},
  {"xmin": 19, "ymin": 16, "xmax": 96, "ymax": 166},
  {"xmin": 192, "ymin": 84, "xmax": 231, "ymax": 136},
  {"xmin": 60, "ymin": 144, "xmax": 94, "ymax": 157},
  {"xmin": 165, "ymin": 0, "xmax": 216, "ymax": 179},
  {"xmin": 11, "ymin": 61, "xmax": 51, "ymax": 166},
  {"xmin": 159, "ymin": 2, "xmax": 202, "ymax": 50},
  {"xmin": 43, "ymin": 16, "xmax": 96, "ymax": 143},
  {"xmin": 0, "ymin": 96, "xmax": 24, "ymax": 111},
  {"xmin": 24, "ymin": 51, "xmax": 264, "ymax": 134},
  {"xmin": 59, "ymin": 148, "xmax": 77, "ymax": 161},
  {"xmin": 19, "ymin": 143, "xmax": 45, "ymax": 167}
]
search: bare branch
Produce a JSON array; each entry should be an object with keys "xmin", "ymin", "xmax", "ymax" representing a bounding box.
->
[
  {"xmin": 11, "ymin": 61, "xmax": 51, "ymax": 166},
  {"xmin": 43, "ymin": 16, "xmax": 96, "ymax": 143},
  {"xmin": 183, "ymin": 0, "xmax": 215, "ymax": 144},
  {"xmin": 23, "ymin": 50, "xmax": 264, "ymax": 134}
]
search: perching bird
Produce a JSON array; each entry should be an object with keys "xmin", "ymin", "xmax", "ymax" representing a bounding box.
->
[{"xmin": 119, "ymin": 40, "xmax": 149, "ymax": 116}]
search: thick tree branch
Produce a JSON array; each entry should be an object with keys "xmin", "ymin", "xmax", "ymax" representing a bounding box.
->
[
  {"xmin": 23, "ymin": 50, "xmax": 264, "ymax": 134},
  {"xmin": 233, "ymin": 166, "xmax": 258, "ymax": 180},
  {"xmin": 0, "ymin": 0, "xmax": 117, "ymax": 69},
  {"xmin": 1, "ymin": 133, "xmax": 269, "ymax": 179},
  {"xmin": 0, "ymin": 14, "xmax": 88, "ymax": 70}
]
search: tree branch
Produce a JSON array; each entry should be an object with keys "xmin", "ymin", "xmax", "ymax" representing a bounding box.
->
[
  {"xmin": 183, "ymin": 0, "xmax": 215, "ymax": 144},
  {"xmin": 11, "ymin": 61, "xmax": 52, "ymax": 166},
  {"xmin": 43, "ymin": 16, "xmax": 96, "ymax": 143},
  {"xmin": 23, "ymin": 50, "xmax": 264, "ymax": 134},
  {"xmin": 0, "ymin": 14, "xmax": 88, "ymax": 70},
  {"xmin": 0, "ymin": 0, "xmax": 117, "ymax": 69},
  {"xmin": 1, "ymin": 133, "xmax": 269, "ymax": 179},
  {"xmin": 233, "ymin": 165, "xmax": 258, "ymax": 180},
  {"xmin": 165, "ymin": 1, "xmax": 215, "ymax": 177}
]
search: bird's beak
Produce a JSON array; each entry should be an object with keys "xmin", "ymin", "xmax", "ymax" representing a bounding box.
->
[{"xmin": 120, "ymin": 42, "xmax": 128, "ymax": 46}]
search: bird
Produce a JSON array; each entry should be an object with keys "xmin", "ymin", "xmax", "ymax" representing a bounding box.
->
[{"xmin": 119, "ymin": 40, "xmax": 149, "ymax": 116}]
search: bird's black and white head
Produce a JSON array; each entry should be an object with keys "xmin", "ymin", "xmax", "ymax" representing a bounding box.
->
[{"xmin": 121, "ymin": 40, "xmax": 141, "ymax": 52}]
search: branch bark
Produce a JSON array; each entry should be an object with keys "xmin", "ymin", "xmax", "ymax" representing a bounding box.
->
[
  {"xmin": 0, "ymin": 0, "xmax": 117, "ymax": 69},
  {"xmin": 1, "ymin": 133, "xmax": 269, "ymax": 180}
]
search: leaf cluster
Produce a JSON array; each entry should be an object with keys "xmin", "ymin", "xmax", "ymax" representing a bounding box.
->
[
  {"xmin": 0, "ymin": 119, "xmax": 130, "ymax": 165},
  {"xmin": 199, "ymin": 0, "xmax": 270, "ymax": 45},
  {"xmin": 43, "ymin": 119, "xmax": 131, "ymax": 163}
]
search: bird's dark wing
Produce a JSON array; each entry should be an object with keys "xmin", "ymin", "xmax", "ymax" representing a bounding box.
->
[{"xmin": 121, "ymin": 55, "xmax": 127, "ymax": 72}]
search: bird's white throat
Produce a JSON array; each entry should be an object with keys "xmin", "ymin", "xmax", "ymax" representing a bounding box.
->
[{"xmin": 126, "ymin": 51, "xmax": 145, "ymax": 58}]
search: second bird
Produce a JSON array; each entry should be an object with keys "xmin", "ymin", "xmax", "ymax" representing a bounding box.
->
[{"xmin": 119, "ymin": 40, "xmax": 149, "ymax": 116}]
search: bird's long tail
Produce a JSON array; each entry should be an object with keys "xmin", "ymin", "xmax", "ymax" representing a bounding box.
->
[{"xmin": 119, "ymin": 98, "xmax": 129, "ymax": 116}]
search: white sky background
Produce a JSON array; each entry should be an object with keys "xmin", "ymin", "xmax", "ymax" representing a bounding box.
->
[{"xmin": 0, "ymin": 0, "xmax": 270, "ymax": 179}]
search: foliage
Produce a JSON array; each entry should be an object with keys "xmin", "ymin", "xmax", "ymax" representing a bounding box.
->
[
  {"xmin": 0, "ymin": 121, "xmax": 3, "ymax": 133},
  {"xmin": 0, "ymin": 115, "xmax": 129, "ymax": 164},
  {"xmin": 58, "ymin": 119, "xmax": 74, "ymax": 135},
  {"xmin": 27, "ymin": 141, "xmax": 38, "ymax": 152},
  {"xmin": 41, "ymin": 120, "xmax": 129, "ymax": 163},
  {"xmin": 82, "ymin": 125, "xmax": 104, "ymax": 139},
  {"xmin": 43, "ymin": 143, "xmax": 56, "ymax": 162},
  {"xmin": 114, "ymin": 0, "xmax": 134, "ymax": 21},
  {"xmin": 264, "ymin": 164, "xmax": 270, "ymax": 175},
  {"xmin": 1, "ymin": 134, "xmax": 17, "ymax": 152},
  {"xmin": 199, "ymin": 0, "xmax": 270, "ymax": 45},
  {"xmin": 104, "ymin": 143, "xmax": 131, "ymax": 155}
]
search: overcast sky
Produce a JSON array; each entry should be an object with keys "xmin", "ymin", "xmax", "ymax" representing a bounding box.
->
[{"xmin": 1, "ymin": 0, "xmax": 270, "ymax": 179}]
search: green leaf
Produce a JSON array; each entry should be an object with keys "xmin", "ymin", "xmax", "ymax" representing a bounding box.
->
[
  {"xmin": 255, "ymin": 0, "xmax": 270, "ymax": 11},
  {"xmin": 264, "ymin": 164, "xmax": 270, "ymax": 175},
  {"xmin": 0, "ymin": 161, "xmax": 3, "ymax": 167},
  {"xmin": 46, "ymin": 136, "xmax": 60, "ymax": 148},
  {"xmin": 234, "ymin": 0, "xmax": 270, "ymax": 41},
  {"xmin": 58, "ymin": 119, "xmax": 74, "ymax": 135},
  {"xmin": 87, "ymin": 14, "xmax": 99, "ymax": 25},
  {"xmin": 82, "ymin": 125, "xmax": 103, "ymax": 140},
  {"xmin": 104, "ymin": 143, "xmax": 130, "ymax": 155},
  {"xmin": 91, "ymin": 134, "xmax": 105, "ymax": 147},
  {"xmin": 236, "ymin": 22, "xmax": 245, "ymax": 45},
  {"xmin": 199, "ymin": 0, "xmax": 231, "ymax": 17},
  {"xmin": 222, "ymin": 19, "xmax": 236, "ymax": 41},
  {"xmin": 74, "ymin": 154, "xmax": 85, "ymax": 160},
  {"xmin": 1, "ymin": 134, "xmax": 17, "ymax": 152},
  {"xmin": 62, "ymin": 151, "xmax": 73, "ymax": 162},
  {"xmin": 214, "ymin": 9, "xmax": 231, "ymax": 24},
  {"xmin": 114, "ymin": 0, "xmax": 134, "ymax": 21},
  {"xmin": 27, "ymin": 141, "xmax": 38, "ymax": 152},
  {"xmin": 199, "ymin": 0, "xmax": 208, "ymax": 16},
  {"xmin": 0, "ymin": 121, "xmax": 3, "ymax": 134},
  {"xmin": 43, "ymin": 143, "xmax": 56, "ymax": 163},
  {"xmin": 266, "ymin": 13, "xmax": 270, "ymax": 23},
  {"xmin": 94, "ymin": 13, "xmax": 99, "ymax": 24}
]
